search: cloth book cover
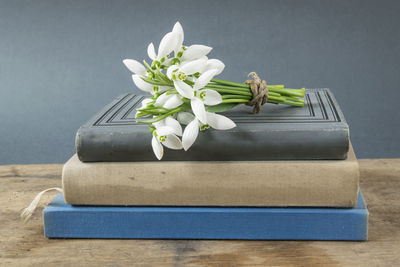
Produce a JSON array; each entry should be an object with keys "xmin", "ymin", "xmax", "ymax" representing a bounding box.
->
[
  {"xmin": 62, "ymin": 144, "xmax": 359, "ymax": 207},
  {"xmin": 43, "ymin": 191, "xmax": 368, "ymax": 240},
  {"xmin": 76, "ymin": 88, "xmax": 349, "ymax": 162}
]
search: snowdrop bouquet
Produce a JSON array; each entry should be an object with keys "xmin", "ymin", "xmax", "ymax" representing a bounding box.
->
[{"xmin": 123, "ymin": 22, "xmax": 305, "ymax": 160}]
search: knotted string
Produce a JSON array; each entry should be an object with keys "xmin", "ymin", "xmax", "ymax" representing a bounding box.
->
[{"xmin": 245, "ymin": 72, "xmax": 269, "ymax": 114}]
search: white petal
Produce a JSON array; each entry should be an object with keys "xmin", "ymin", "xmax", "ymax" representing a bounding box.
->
[
  {"xmin": 154, "ymin": 92, "xmax": 170, "ymax": 107},
  {"xmin": 158, "ymin": 31, "xmax": 178, "ymax": 59},
  {"xmin": 156, "ymin": 126, "xmax": 175, "ymax": 137},
  {"xmin": 167, "ymin": 65, "xmax": 179, "ymax": 80},
  {"xmin": 132, "ymin": 75, "xmax": 154, "ymax": 93},
  {"xmin": 193, "ymin": 69, "xmax": 219, "ymax": 90},
  {"xmin": 142, "ymin": 98, "xmax": 153, "ymax": 105},
  {"xmin": 164, "ymin": 116, "xmax": 183, "ymax": 136},
  {"xmin": 161, "ymin": 58, "xmax": 173, "ymax": 67},
  {"xmin": 179, "ymin": 57, "xmax": 208, "ymax": 75},
  {"xmin": 147, "ymin": 43, "xmax": 156, "ymax": 60},
  {"xmin": 191, "ymin": 98, "xmax": 207, "ymax": 124},
  {"xmin": 181, "ymin": 45, "xmax": 212, "ymax": 61},
  {"xmin": 172, "ymin": 21, "xmax": 184, "ymax": 55},
  {"xmin": 138, "ymin": 98, "xmax": 153, "ymax": 109},
  {"xmin": 206, "ymin": 112, "xmax": 236, "ymax": 130},
  {"xmin": 176, "ymin": 111, "xmax": 195, "ymax": 125},
  {"xmin": 158, "ymin": 85, "xmax": 174, "ymax": 93},
  {"xmin": 151, "ymin": 136, "xmax": 163, "ymax": 160},
  {"xmin": 174, "ymin": 80, "xmax": 194, "ymax": 99},
  {"xmin": 182, "ymin": 119, "xmax": 199, "ymax": 151},
  {"xmin": 200, "ymin": 89, "xmax": 222, "ymax": 106},
  {"xmin": 162, "ymin": 134, "xmax": 183, "ymax": 150},
  {"xmin": 152, "ymin": 119, "xmax": 166, "ymax": 129},
  {"xmin": 123, "ymin": 59, "xmax": 147, "ymax": 76},
  {"xmin": 163, "ymin": 94, "xmax": 184, "ymax": 110},
  {"xmin": 206, "ymin": 59, "xmax": 225, "ymax": 75}
]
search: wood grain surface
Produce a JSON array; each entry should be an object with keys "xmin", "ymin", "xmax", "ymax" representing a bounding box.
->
[{"xmin": 0, "ymin": 159, "xmax": 399, "ymax": 266}]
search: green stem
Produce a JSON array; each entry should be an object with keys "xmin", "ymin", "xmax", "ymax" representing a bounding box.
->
[
  {"xmin": 268, "ymin": 95, "xmax": 286, "ymax": 102},
  {"xmin": 283, "ymin": 99, "xmax": 305, "ymax": 107},
  {"xmin": 285, "ymin": 96, "xmax": 305, "ymax": 103},
  {"xmin": 211, "ymin": 78, "xmax": 249, "ymax": 88},
  {"xmin": 141, "ymin": 76, "xmax": 172, "ymax": 87},
  {"xmin": 207, "ymin": 83, "xmax": 249, "ymax": 91},
  {"xmin": 221, "ymin": 99, "xmax": 249, "ymax": 104},
  {"xmin": 155, "ymin": 67, "xmax": 173, "ymax": 84},
  {"xmin": 222, "ymin": 94, "xmax": 251, "ymax": 100},
  {"xmin": 267, "ymin": 91, "xmax": 282, "ymax": 97},
  {"xmin": 270, "ymin": 88, "xmax": 305, "ymax": 98},
  {"xmin": 136, "ymin": 106, "xmax": 186, "ymax": 124},
  {"xmin": 205, "ymin": 87, "xmax": 253, "ymax": 97}
]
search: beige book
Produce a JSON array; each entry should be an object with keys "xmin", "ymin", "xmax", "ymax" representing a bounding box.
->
[{"xmin": 62, "ymin": 144, "xmax": 359, "ymax": 207}]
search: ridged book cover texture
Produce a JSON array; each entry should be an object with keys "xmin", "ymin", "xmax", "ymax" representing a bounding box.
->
[{"xmin": 76, "ymin": 88, "xmax": 349, "ymax": 162}]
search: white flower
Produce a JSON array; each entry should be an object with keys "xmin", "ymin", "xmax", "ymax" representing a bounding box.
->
[
  {"xmin": 172, "ymin": 21, "xmax": 184, "ymax": 56},
  {"xmin": 137, "ymin": 98, "xmax": 153, "ymax": 110},
  {"xmin": 180, "ymin": 45, "xmax": 212, "ymax": 62},
  {"xmin": 205, "ymin": 59, "xmax": 225, "ymax": 75},
  {"xmin": 123, "ymin": 59, "xmax": 147, "ymax": 76},
  {"xmin": 206, "ymin": 112, "xmax": 236, "ymax": 130},
  {"xmin": 123, "ymin": 59, "xmax": 173, "ymax": 94},
  {"xmin": 154, "ymin": 92, "xmax": 184, "ymax": 109},
  {"xmin": 147, "ymin": 30, "xmax": 180, "ymax": 62},
  {"xmin": 181, "ymin": 119, "xmax": 199, "ymax": 151},
  {"xmin": 151, "ymin": 117, "xmax": 183, "ymax": 160},
  {"xmin": 167, "ymin": 57, "xmax": 208, "ymax": 81},
  {"xmin": 181, "ymin": 112, "xmax": 236, "ymax": 151},
  {"xmin": 170, "ymin": 68, "xmax": 222, "ymax": 124},
  {"xmin": 130, "ymin": 75, "xmax": 172, "ymax": 95},
  {"xmin": 122, "ymin": 59, "xmax": 154, "ymax": 93},
  {"xmin": 130, "ymin": 74, "xmax": 154, "ymax": 93},
  {"xmin": 176, "ymin": 111, "xmax": 195, "ymax": 125},
  {"xmin": 135, "ymin": 98, "xmax": 153, "ymax": 118}
]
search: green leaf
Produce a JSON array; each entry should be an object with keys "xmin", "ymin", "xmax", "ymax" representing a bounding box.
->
[{"xmin": 207, "ymin": 103, "xmax": 240, "ymax": 113}]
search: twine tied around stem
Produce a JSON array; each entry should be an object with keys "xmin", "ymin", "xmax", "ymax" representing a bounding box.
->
[{"xmin": 245, "ymin": 72, "xmax": 269, "ymax": 114}]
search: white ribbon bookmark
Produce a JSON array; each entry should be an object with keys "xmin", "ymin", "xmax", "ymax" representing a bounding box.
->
[{"xmin": 21, "ymin": 187, "xmax": 63, "ymax": 222}]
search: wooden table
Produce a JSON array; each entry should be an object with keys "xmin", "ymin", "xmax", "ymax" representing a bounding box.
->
[{"xmin": 1, "ymin": 159, "xmax": 399, "ymax": 266}]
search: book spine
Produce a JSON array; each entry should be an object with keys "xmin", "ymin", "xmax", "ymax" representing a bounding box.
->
[
  {"xmin": 76, "ymin": 125, "xmax": 349, "ymax": 162},
  {"xmin": 62, "ymin": 151, "xmax": 359, "ymax": 207}
]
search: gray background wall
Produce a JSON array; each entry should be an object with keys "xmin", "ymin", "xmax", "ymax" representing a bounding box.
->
[{"xmin": 1, "ymin": 0, "xmax": 399, "ymax": 164}]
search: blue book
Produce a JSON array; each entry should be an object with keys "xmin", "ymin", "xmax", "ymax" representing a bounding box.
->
[{"xmin": 43, "ymin": 191, "xmax": 368, "ymax": 240}]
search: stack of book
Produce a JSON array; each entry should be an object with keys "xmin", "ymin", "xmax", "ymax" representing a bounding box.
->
[{"xmin": 43, "ymin": 89, "xmax": 368, "ymax": 240}]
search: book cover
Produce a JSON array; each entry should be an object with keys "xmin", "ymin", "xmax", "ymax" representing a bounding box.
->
[
  {"xmin": 63, "ymin": 144, "xmax": 359, "ymax": 207},
  {"xmin": 76, "ymin": 88, "xmax": 349, "ymax": 162},
  {"xmin": 43, "ymin": 191, "xmax": 368, "ymax": 240}
]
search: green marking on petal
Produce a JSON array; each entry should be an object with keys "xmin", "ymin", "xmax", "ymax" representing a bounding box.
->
[
  {"xmin": 171, "ymin": 58, "xmax": 180, "ymax": 65},
  {"xmin": 200, "ymin": 124, "xmax": 210, "ymax": 131},
  {"xmin": 159, "ymin": 136, "xmax": 167, "ymax": 142},
  {"xmin": 151, "ymin": 61, "xmax": 160, "ymax": 70},
  {"xmin": 177, "ymin": 73, "xmax": 186, "ymax": 80},
  {"xmin": 199, "ymin": 91, "xmax": 206, "ymax": 101}
]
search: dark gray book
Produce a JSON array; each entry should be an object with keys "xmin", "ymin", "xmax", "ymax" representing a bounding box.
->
[{"xmin": 76, "ymin": 89, "xmax": 349, "ymax": 162}]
